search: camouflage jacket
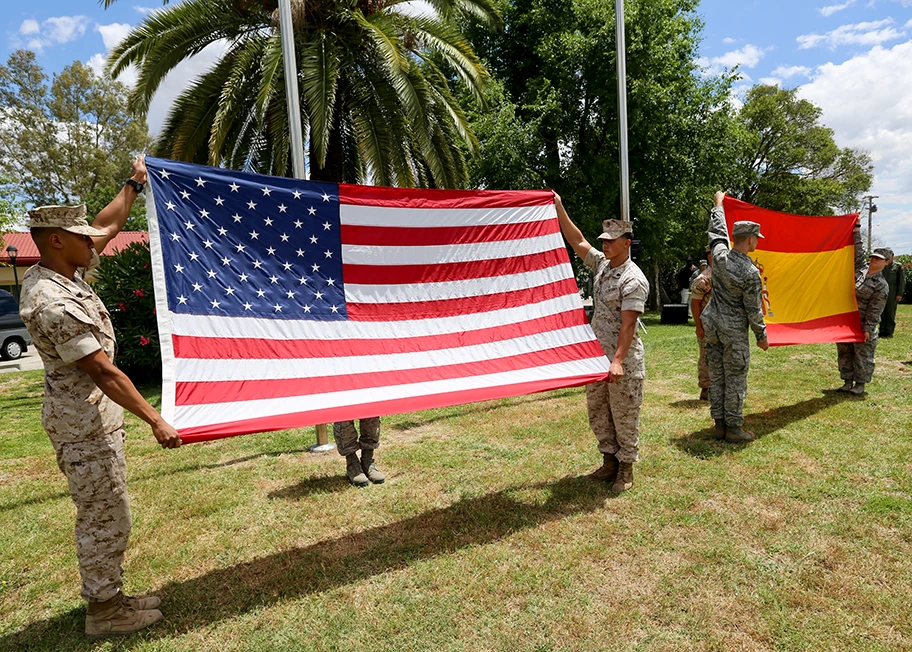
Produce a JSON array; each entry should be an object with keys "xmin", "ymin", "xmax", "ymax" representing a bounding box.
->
[
  {"xmin": 19, "ymin": 264, "xmax": 124, "ymax": 443},
  {"xmin": 584, "ymin": 248, "xmax": 649, "ymax": 379},
  {"xmin": 851, "ymin": 229, "xmax": 889, "ymax": 335},
  {"xmin": 690, "ymin": 267, "xmax": 712, "ymax": 313},
  {"xmin": 702, "ymin": 206, "xmax": 767, "ymax": 342}
]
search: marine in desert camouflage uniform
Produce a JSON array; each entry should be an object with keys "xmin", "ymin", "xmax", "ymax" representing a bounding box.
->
[
  {"xmin": 18, "ymin": 157, "xmax": 182, "ymax": 639},
  {"xmin": 835, "ymin": 224, "xmax": 890, "ymax": 395},
  {"xmin": 554, "ymin": 193, "xmax": 649, "ymax": 493},
  {"xmin": 701, "ymin": 192, "xmax": 769, "ymax": 443},
  {"xmin": 689, "ymin": 256, "xmax": 712, "ymax": 401}
]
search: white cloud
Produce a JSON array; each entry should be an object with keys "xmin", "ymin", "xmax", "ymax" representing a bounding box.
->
[
  {"xmin": 698, "ymin": 44, "xmax": 771, "ymax": 77},
  {"xmin": 19, "ymin": 20, "xmax": 40, "ymax": 36},
  {"xmin": 819, "ymin": 0, "xmax": 856, "ymax": 16},
  {"xmin": 133, "ymin": 5, "xmax": 159, "ymax": 14},
  {"xmin": 798, "ymin": 18, "xmax": 906, "ymax": 49},
  {"xmin": 771, "ymin": 65, "xmax": 813, "ymax": 78},
  {"xmin": 799, "ymin": 40, "xmax": 912, "ymax": 253},
  {"xmin": 16, "ymin": 15, "xmax": 91, "ymax": 52},
  {"xmin": 759, "ymin": 77, "xmax": 783, "ymax": 86},
  {"xmin": 97, "ymin": 23, "xmax": 132, "ymax": 51},
  {"xmin": 722, "ymin": 37, "xmax": 737, "ymax": 45}
]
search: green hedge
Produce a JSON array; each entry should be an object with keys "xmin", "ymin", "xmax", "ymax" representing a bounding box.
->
[{"xmin": 92, "ymin": 241, "xmax": 161, "ymax": 382}]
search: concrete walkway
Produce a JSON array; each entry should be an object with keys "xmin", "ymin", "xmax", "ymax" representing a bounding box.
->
[{"xmin": 0, "ymin": 349, "xmax": 44, "ymax": 374}]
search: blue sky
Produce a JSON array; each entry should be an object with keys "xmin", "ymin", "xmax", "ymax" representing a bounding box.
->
[{"xmin": 4, "ymin": 0, "xmax": 912, "ymax": 252}]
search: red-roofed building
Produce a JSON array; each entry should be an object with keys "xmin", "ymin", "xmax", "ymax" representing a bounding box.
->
[{"xmin": 1, "ymin": 232, "xmax": 149, "ymax": 297}]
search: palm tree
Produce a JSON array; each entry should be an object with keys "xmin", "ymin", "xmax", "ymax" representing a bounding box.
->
[{"xmin": 107, "ymin": 0, "xmax": 497, "ymax": 187}]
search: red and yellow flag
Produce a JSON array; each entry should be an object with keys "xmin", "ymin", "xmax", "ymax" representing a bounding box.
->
[{"xmin": 722, "ymin": 197, "xmax": 863, "ymax": 346}]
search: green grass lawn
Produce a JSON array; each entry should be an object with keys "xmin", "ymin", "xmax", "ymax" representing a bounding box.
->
[{"xmin": 1, "ymin": 307, "xmax": 910, "ymax": 651}]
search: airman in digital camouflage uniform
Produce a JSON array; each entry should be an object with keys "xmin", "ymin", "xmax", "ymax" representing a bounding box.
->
[
  {"xmin": 836, "ymin": 223, "xmax": 890, "ymax": 395},
  {"xmin": 701, "ymin": 191, "xmax": 769, "ymax": 443},
  {"xmin": 554, "ymin": 192, "xmax": 649, "ymax": 493},
  {"xmin": 334, "ymin": 418, "xmax": 385, "ymax": 486},
  {"xmin": 18, "ymin": 157, "xmax": 182, "ymax": 639}
]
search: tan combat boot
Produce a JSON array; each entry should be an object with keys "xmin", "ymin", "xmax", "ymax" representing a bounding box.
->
[
  {"xmin": 837, "ymin": 380, "xmax": 853, "ymax": 392},
  {"xmin": 346, "ymin": 453, "xmax": 369, "ymax": 487},
  {"xmin": 611, "ymin": 462, "xmax": 634, "ymax": 493},
  {"xmin": 360, "ymin": 449, "xmax": 385, "ymax": 484},
  {"xmin": 587, "ymin": 453, "xmax": 618, "ymax": 482},
  {"xmin": 713, "ymin": 419, "xmax": 726, "ymax": 440},
  {"xmin": 848, "ymin": 383, "xmax": 866, "ymax": 396},
  {"xmin": 123, "ymin": 594, "xmax": 161, "ymax": 610},
  {"xmin": 85, "ymin": 593, "xmax": 162, "ymax": 639},
  {"xmin": 724, "ymin": 425, "xmax": 755, "ymax": 443}
]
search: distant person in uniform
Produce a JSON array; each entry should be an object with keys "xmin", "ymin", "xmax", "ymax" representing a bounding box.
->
[
  {"xmin": 879, "ymin": 249, "xmax": 905, "ymax": 338},
  {"xmin": 690, "ymin": 253, "xmax": 712, "ymax": 401},
  {"xmin": 18, "ymin": 156, "xmax": 182, "ymax": 639},
  {"xmin": 676, "ymin": 257, "xmax": 697, "ymax": 304},
  {"xmin": 701, "ymin": 191, "xmax": 769, "ymax": 443},
  {"xmin": 554, "ymin": 192, "xmax": 649, "ymax": 493},
  {"xmin": 836, "ymin": 224, "xmax": 890, "ymax": 395},
  {"xmin": 335, "ymin": 419, "xmax": 385, "ymax": 486}
]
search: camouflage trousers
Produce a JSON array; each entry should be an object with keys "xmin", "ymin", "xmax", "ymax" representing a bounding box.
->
[
  {"xmin": 697, "ymin": 335, "xmax": 710, "ymax": 389},
  {"xmin": 586, "ymin": 376, "xmax": 644, "ymax": 463},
  {"xmin": 704, "ymin": 328, "xmax": 750, "ymax": 428},
  {"xmin": 837, "ymin": 338, "xmax": 878, "ymax": 384},
  {"xmin": 334, "ymin": 418, "xmax": 381, "ymax": 457},
  {"xmin": 53, "ymin": 429, "xmax": 131, "ymax": 603}
]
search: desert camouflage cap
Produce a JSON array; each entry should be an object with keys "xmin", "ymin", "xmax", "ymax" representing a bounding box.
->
[
  {"xmin": 732, "ymin": 220, "xmax": 764, "ymax": 238},
  {"xmin": 28, "ymin": 205, "xmax": 105, "ymax": 237},
  {"xmin": 871, "ymin": 247, "xmax": 892, "ymax": 260},
  {"xmin": 596, "ymin": 219, "xmax": 633, "ymax": 240}
]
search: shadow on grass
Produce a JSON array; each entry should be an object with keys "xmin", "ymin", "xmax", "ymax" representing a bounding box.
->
[
  {"xmin": 0, "ymin": 449, "xmax": 315, "ymax": 513},
  {"xmin": 0, "ymin": 475, "xmax": 608, "ymax": 650},
  {"xmin": 669, "ymin": 399, "xmax": 706, "ymax": 409},
  {"xmin": 268, "ymin": 473, "xmax": 350, "ymax": 499},
  {"xmin": 672, "ymin": 392, "xmax": 850, "ymax": 459}
]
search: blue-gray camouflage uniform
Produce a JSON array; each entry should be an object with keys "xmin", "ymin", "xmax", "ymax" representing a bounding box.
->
[
  {"xmin": 837, "ymin": 231, "xmax": 889, "ymax": 384},
  {"xmin": 334, "ymin": 418, "xmax": 380, "ymax": 456},
  {"xmin": 700, "ymin": 206, "xmax": 767, "ymax": 428}
]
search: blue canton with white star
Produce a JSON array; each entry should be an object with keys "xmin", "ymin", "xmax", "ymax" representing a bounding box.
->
[{"xmin": 146, "ymin": 157, "xmax": 347, "ymax": 320}]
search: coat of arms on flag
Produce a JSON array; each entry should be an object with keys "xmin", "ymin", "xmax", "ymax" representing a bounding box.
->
[{"xmin": 145, "ymin": 158, "xmax": 611, "ymax": 443}]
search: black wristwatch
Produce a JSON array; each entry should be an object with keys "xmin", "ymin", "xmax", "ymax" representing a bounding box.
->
[{"xmin": 124, "ymin": 178, "xmax": 145, "ymax": 193}]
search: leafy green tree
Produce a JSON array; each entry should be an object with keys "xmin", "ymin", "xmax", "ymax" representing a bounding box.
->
[
  {"xmin": 0, "ymin": 51, "xmax": 152, "ymax": 207},
  {"xmin": 730, "ymin": 85, "xmax": 873, "ymax": 215},
  {"xmin": 463, "ymin": 0, "xmax": 739, "ymax": 303},
  {"xmin": 84, "ymin": 185, "xmax": 147, "ymax": 231},
  {"xmin": 0, "ymin": 173, "xmax": 25, "ymax": 247},
  {"xmin": 108, "ymin": 0, "xmax": 498, "ymax": 186}
]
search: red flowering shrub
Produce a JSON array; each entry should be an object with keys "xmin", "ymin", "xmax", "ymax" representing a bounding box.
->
[{"xmin": 93, "ymin": 241, "xmax": 161, "ymax": 382}]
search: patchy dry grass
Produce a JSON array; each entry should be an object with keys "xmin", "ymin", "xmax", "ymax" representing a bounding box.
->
[{"xmin": 1, "ymin": 307, "xmax": 910, "ymax": 651}]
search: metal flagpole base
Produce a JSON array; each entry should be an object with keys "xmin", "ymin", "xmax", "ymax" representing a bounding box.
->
[{"xmin": 308, "ymin": 423, "xmax": 336, "ymax": 453}]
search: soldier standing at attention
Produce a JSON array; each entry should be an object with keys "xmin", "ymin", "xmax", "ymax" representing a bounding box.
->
[
  {"xmin": 689, "ymin": 253, "xmax": 712, "ymax": 401},
  {"xmin": 334, "ymin": 418, "xmax": 385, "ymax": 486},
  {"xmin": 701, "ymin": 191, "xmax": 769, "ymax": 443},
  {"xmin": 878, "ymin": 249, "xmax": 905, "ymax": 338},
  {"xmin": 554, "ymin": 192, "xmax": 649, "ymax": 493},
  {"xmin": 836, "ymin": 223, "xmax": 890, "ymax": 395},
  {"xmin": 18, "ymin": 156, "xmax": 182, "ymax": 639}
]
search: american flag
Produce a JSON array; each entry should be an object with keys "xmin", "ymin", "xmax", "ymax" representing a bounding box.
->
[{"xmin": 146, "ymin": 157, "xmax": 611, "ymax": 443}]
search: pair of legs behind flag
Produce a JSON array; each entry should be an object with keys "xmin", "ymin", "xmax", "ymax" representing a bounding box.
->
[{"xmin": 334, "ymin": 418, "xmax": 385, "ymax": 487}]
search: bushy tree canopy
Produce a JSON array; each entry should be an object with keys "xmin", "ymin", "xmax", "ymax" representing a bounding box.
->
[{"xmin": 0, "ymin": 51, "xmax": 152, "ymax": 207}]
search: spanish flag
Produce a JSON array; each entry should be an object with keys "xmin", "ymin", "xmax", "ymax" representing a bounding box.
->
[{"xmin": 722, "ymin": 197, "xmax": 863, "ymax": 346}]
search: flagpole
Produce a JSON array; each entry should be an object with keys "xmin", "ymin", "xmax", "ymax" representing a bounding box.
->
[
  {"xmin": 615, "ymin": 0, "xmax": 630, "ymax": 223},
  {"xmin": 279, "ymin": 0, "xmax": 335, "ymax": 452},
  {"xmin": 278, "ymin": 0, "xmax": 306, "ymax": 180}
]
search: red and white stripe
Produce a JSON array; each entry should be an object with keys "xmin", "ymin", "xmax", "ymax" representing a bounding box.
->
[{"xmin": 154, "ymin": 186, "xmax": 610, "ymax": 442}]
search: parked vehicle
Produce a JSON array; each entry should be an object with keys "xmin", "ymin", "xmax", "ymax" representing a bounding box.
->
[{"xmin": 0, "ymin": 289, "xmax": 31, "ymax": 360}]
